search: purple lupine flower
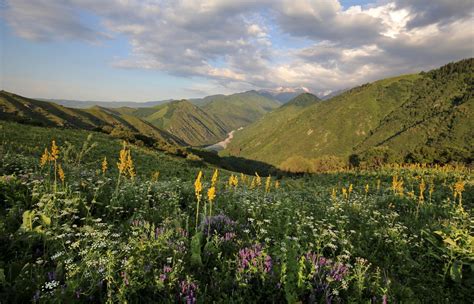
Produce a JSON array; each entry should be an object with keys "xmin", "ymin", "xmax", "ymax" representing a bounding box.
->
[
  {"xmin": 155, "ymin": 227, "xmax": 165, "ymax": 239},
  {"xmin": 179, "ymin": 280, "xmax": 198, "ymax": 304},
  {"xmin": 382, "ymin": 294, "xmax": 388, "ymax": 304},
  {"xmin": 200, "ymin": 214, "xmax": 236, "ymax": 237},
  {"xmin": 237, "ymin": 244, "xmax": 272, "ymax": 275},
  {"xmin": 264, "ymin": 255, "xmax": 273, "ymax": 273},
  {"xmin": 329, "ymin": 263, "xmax": 349, "ymax": 282}
]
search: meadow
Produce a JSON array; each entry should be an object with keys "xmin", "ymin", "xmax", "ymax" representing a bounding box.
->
[{"xmin": 0, "ymin": 121, "xmax": 472, "ymax": 303}]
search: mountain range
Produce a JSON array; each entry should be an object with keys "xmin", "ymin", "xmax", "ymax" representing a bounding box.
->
[
  {"xmin": 224, "ymin": 58, "xmax": 473, "ymax": 171},
  {"xmin": 1, "ymin": 58, "xmax": 472, "ymax": 171}
]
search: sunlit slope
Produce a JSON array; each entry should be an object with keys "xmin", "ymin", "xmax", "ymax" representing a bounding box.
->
[
  {"xmin": 131, "ymin": 100, "xmax": 228, "ymax": 146},
  {"xmin": 202, "ymin": 91, "xmax": 281, "ymax": 130},
  {"xmin": 226, "ymin": 58, "xmax": 474, "ymax": 166},
  {"xmin": 0, "ymin": 91, "xmax": 184, "ymax": 147}
]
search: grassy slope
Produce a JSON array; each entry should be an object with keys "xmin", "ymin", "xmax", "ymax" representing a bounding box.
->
[
  {"xmin": 356, "ymin": 59, "xmax": 474, "ymax": 160},
  {"xmin": 226, "ymin": 59, "xmax": 474, "ymax": 167},
  {"xmin": 226, "ymin": 75, "xmax": 420, "ymax": 165},
  {"xmin": 0, "ymin": 91, "xmax": 184, "ymax": 147},
  {"xmin": 132, "ymin": 100, "xmax": 228, "ymax": 146},
  {"xmin": 202, "ymin": 91, "xmax": 281, "ymax": 130},
  {"xmin": 0, "ymin": 120, "xmax": 218, "ymax": 180}
]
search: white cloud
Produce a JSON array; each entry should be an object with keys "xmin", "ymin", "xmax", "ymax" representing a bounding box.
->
[{"xmin": 3, "ymin": 0, "xmax": 474, "ymax": 95}]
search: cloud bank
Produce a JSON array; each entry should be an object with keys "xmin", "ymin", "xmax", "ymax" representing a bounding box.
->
[{"xmin": 3, "ymin": 0, "xmax": 474, "ymax": 95}]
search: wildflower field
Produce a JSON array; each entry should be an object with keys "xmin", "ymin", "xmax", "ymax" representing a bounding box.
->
[{"xmin": 0, "ymin": 121, "xmax": 473, "ymax": 303}]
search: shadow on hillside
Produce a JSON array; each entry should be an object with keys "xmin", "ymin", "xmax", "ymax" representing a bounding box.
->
[{"xmin": 187, "ymin": 148, "xmax": 293, "ymax": 177}]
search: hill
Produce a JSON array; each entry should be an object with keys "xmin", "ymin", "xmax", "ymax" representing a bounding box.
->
[
  {"xmin": 37, "ymin": 98, "xmax": 171, "ymax": 109},
  {"xmin": 0, "ymin": 91, "xmax": 185, "ymax": 148},
  {"xmin": 257, "ymin": 87, "xmax": 310, "ymax": 103},
  {"xmin": 224, "ymin": 59, "xmax": 474, "ymax": 171},
  {"xmin": 201, "ymin": 90, "xmax": 281, "ymax": 130},
  {"xmin": 130, "ymin": 100, "xmax": 228, "ymax": 146}
]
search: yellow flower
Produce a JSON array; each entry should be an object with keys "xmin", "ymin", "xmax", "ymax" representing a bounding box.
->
[
  {"xmin": 454, "ymin": 180, "xmax": 465, "ymax": 194},
  {"xmin": 58, "ymin": 164, "xmax": 65, "ymax": 183},
  {"xmin": 265, "ymin": 176, "xmax": 271, "ymax": 193},
  {"xmin": 228, "ymin": 175, "xmax": 238, "ymax": 188},
  {"xmin": 331, "ymin": 188, "xmax": 337, "ymax": 200},
  {"xmin": 194, "ymin": 171, "xmax": 203, "ymax": 200},
  {"xmin": 365, "ymin": 184, "xmax": 369, "ymax": 194},
  {"xmin": 207, "ymin": 186, "xmax": 216, "ymax": 202},
  {"xmin": 40, "ymin": 148, "xmax": 49, "ymax": 167},
  {"xmin": 50, "ymin": 140, "xmax": 59, "ymax": 161},
  {"xmin": 342, "ymin": 187, "xmax": 348, "ymax": 199},
  {"xmin": 117, "ymin": 147, "xmax": 128, "ymax": 174},
  {"xmin": 348, "ymin": 184, "xmax": 353, "ymax": 194},
  {"xmin": 250, "ymin": 177, "xmax": 256, "ymax": 189},
  {"xmin": 275, "ymin": 180, "xmax": 280, "ymax": 189},
  {"xmin": 152, "ymin": 171, "xmax": 160, "ymax": 182},
  {"xmin": 101, "ymin": 157, "xmax": 108, "ymax": 174},
  {"xmin": 255, "ymin": 172, "xmax": 261, "ymax": 186},
  {"xmin": 211, "ymin": 169, "xmax": 219, "ymax": 187},
  {"xmin": 126, "ymin": 150, "xmax": 135, "ymax": 178},
  {"xmin": 419, "ymin": 178, "xmax": 426, "ymax": 202}
]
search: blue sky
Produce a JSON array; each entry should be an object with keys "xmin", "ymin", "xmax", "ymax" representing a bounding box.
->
[{"xmin": 1, "ymin": 0, "xmax": 473, "ymax": 102}]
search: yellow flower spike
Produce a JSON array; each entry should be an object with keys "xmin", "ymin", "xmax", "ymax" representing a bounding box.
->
[
  {"xmin": 207, "ymin": 186, "xmax": 216, "ymax": 202},
  {"xmin": 265, "ymin": 175, "xmax": 271, "ymax": 193},
  {"xmin": 342, "ymin": 187, "xmax": 348, "ymax": 199},
  {"xmin": 255, "ymin": 172, "xmax": 261, "ymax": 186},
  {"xmin": 349, "ymin": 184, "xmax": 353, "ymax": 194},
  {"xmin": 58, "ymin": 164, "xmax": 65, "ymax": 183},
  {"xmin": 365, "ymin": 184, "xmax": 369, "ymax": 194},
  {"xmin": 194, "ymin": 171, "xmax": 203, "ymax": 200},
  {"xmin": 418, "ymin": 178, "xmax": 426, "ymax": 203},
  {"xmin": 117, "ymin": 147, "xmax": 128, "ymax": 175},
  {"xmin": 194, "ymin": 171, "xmax": 203, "ymax": 230},
  {"xmin": 152, "ymin": 171, "xmax": 160, "ymax": 182},
  {"xmin": 40, "ymin": 148, "xmax": 49, "ymax": 167},
  {"xmin": 250, "ymin": 176, "xmax": 256, "ymax": 189},
  {"xmin": 331, "ymin": 188, "xmax": 337, "ymax": 200},
  {"xmin": 50, "ymin": 140, "xmax": 59, "ymax": 161},
  {"xmin": 211, "ymin": 169, "xmax": 219, "ymax": 187},
  {"xmin": 126, "ymin": 150, "xmax": 135, "ymax": 179},
  {"xmin": 101, "ymin": 157, "xmax": 108, "ymax": 174},
  {"xmin": 453, "ymin": 180, "xmax": 465, "ymax": 205},
  {"xmin": 275, "ymin": 180, "xmax": 280, "ymax": 189}
]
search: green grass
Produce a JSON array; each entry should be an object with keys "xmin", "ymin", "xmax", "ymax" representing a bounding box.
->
[
  {"xmin": 131, "ymin": 100, "xmax": 228, "ymax": 146},
  {"xmin": 0, "ymin": 121, "xmax": 218, "ymax": 180}
]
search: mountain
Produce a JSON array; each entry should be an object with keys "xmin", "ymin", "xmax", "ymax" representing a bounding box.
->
[
  {"xmin": 320, "ymin": 88, "xmax": 348, "ymax": 100},
  {"xmin": 130, "ymin": 100, "xmax": 228, "ymax": 146},
  {"xmin": 201, "ymin": 90, "xmax": 281, "ymax": 130},
  {"xmin": 38, "ymin": 98, "xmax": 171, "ymax": 109},
  {"xmin": 224, "ymin": 59, "xmax": 474, "ymax": 171},
  {"xmin": 0, "ymin": 90, "xmax": 184, "ymax": 147},
  {"xmin": 257, "ymin": 87, "xmax": 311, "ymax": 103}
]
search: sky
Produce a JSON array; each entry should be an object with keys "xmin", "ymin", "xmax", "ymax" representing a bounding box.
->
[{"xmin": 0, "ymin": 0, "xmax": 473, "ymax": 102}]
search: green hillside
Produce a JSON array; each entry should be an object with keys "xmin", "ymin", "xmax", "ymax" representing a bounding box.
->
[
  {"xmin": 131, "ymin": 99, "xmax": 228, "ymax": 146},
  {"xmin": 225, "ymin": 59, "xmax": 473, "ymax": 171},
  {"xmin": 202, "ymin": 91, "xmax": 281, "ymax": 130},
  {"xmin": 0, "ymin": 91, "xmax": 184, "ymax": 148}
]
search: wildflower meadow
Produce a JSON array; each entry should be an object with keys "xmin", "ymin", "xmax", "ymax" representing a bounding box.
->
[{"xmin": 0, "ymin": 122, "xmax": 472, "ymax": 303}]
